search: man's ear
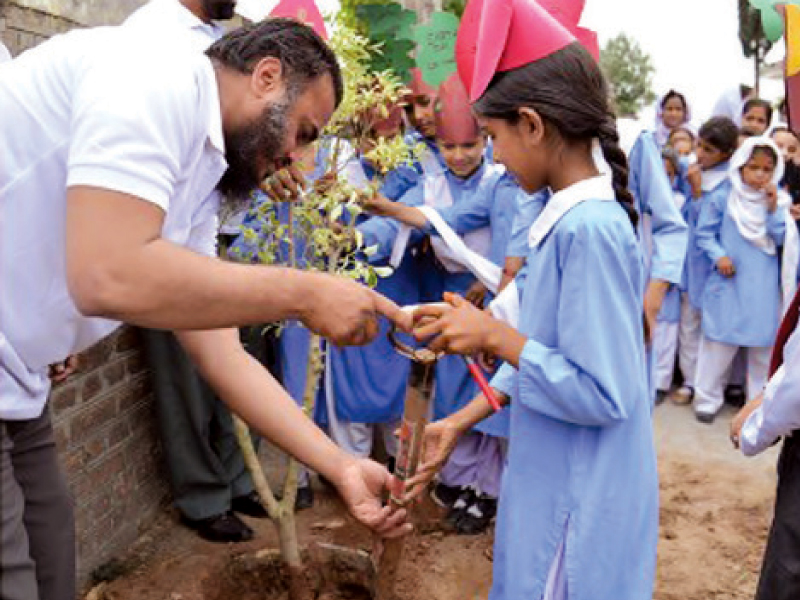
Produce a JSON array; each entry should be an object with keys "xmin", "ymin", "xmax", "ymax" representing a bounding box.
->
[
  {"xmin": 517, "ymin": 107, "xmax": 546, "ymax": 148},
  {"xmin": 250, "ymin": 56, "xmax": 285, "ymax": 99}
]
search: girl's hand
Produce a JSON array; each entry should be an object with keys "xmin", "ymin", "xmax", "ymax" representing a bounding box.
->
[
  {"xmin": 412, "ymin": 292, "xmax": 496, "ymax": 355},
  {"xmin": 687, "ymin": 164, "xmax": 703, "ymax": 199},
  {"xmin": 464, "ymin": 281, "xmax": 487, "ymax": 308},
  {"xmin": 403, "ymin": 418, "xmax": 463, "ymax": 503},
  {"xmin": 790, "ymin": 203, "xmax": 800, "ymax": 221},
  {"xmin": 360, "ymin": 192, "xmax": 393, "ymax": 215},
  {"xmin": 765, "ymin": 184, "xmax": 778, "ymax": 214},
  {"xmin": 717, "ymin": 256, "xmax": 736, "ymax": 277},
  {"xmin": 49, "ymin": 355, "xmax": 79, "ymax": 384}
]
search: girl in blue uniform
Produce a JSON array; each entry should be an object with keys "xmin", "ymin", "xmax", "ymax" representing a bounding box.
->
[
  {"xmin": 654, "ymin": 89, "xmax": 692, "ymax": 148},
  {"xmin": 694, "ymin": 137, "xmax": 788, "ymax": 422},
  {"xmin": 672, "ymin": 116, "xmax": 739, "ymax": 405},
  {"xmin": 361, "ymin": 75, "xmax": 518, "ymax": 534},
  {"xmin": 405, "ymin": 0, "xmax": 658, "ymax": 597}
]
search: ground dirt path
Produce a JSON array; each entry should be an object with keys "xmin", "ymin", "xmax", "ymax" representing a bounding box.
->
[{"xmin": 90, "ymin": 401, "xmax": 780, "ymax": 600}]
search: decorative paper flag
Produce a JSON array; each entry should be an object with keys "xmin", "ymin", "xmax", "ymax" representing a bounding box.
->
[
  {"xmin": 434, "ymin": 73, "xmax": 479, "ymax": 143},
  {"xmin": 785, "ymin": 3, "xmax": 800, "ymax": 128},
  {"xmin": 269, "ymin": 0, "xmax": 327, "ymax": 38},
  {"xmin": 413, "ymin": 12, "xmax": 460, "ymax": 89},
  {"xmin": 456, "ymin": 0, "xmax": 575, "ymax": 102},
  {"xmin": 537, "ymin": 0, "xmax": 598, "ymax": 60},
  {"xmin": 356, "ymin": 3, "xmax": 417, "ymax": 80}
]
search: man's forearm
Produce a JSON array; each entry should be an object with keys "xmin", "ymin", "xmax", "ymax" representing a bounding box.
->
[
  {"xmin": 72, "ymin": 236, "xmax": 321, "ymax": 330},
  {"xmin": 177, "ymin": 329, "xmax": 356, "ymax": 483}
]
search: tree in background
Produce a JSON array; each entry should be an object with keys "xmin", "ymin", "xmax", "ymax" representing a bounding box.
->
[{"xmin": 600, "ymin": 33, "xmax": 656, "ymax": 118}]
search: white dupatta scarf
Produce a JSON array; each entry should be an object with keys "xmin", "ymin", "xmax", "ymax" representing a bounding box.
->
[{"xmin": 727, "ymin": 136, "xmax": 799, "ymax": 313}]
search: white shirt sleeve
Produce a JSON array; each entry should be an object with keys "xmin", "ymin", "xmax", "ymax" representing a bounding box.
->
[
  {"xmin": 66, "ymin": 41, "xmax": 202, "ymax": 212},
  {"xmin": 0, "ymin": 41, "xmax": 11, "ymax": 64},
  {"xmin": 740, "ymin": 327, "xmax": 800, "ymax": 456}
]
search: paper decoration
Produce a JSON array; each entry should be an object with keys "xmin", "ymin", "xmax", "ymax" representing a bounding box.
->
[
  {"xmin": 785, "ymin": 3, "xmax": 800, "ymax": 128},
  {"xmin": 269, "ymin": 0, "xmax": 327, "ymax": 38},
  {"xmin": 413, "ymin": 12, "xmax": 460, "ymax": 88},
  {"xmin": 434, "ymin": 73, "xmax": 479, "ymax": 142},
  {"xmin": 456, "ymin": 0, "xmax": 574, "ymax": 102},
  {"xmin": 356, "ymin": 3, "xmax": 418, "ymax": 80},
  {"xmin": 749, "ymin": 0, "xmax": 800, "ymax": 43}
]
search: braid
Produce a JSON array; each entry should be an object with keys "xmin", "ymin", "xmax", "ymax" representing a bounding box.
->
[{"xmin": 597, "ymin": 117, "xmax": 638, "ymax": 230}]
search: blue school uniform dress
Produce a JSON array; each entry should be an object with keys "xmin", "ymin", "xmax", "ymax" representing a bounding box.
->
[
  {"xmin": 325, "ymin": 157, "xmax": 422, "ymax": 426},
  {"xmin": 681, "ymin": 164, "xmax": 730, "ymax": 311},
  {"xmin": 488, "ymin": 178, "xmax": 658, "ymax": 600},
  {"xmin": 696, "ymin": 186, "xmax": 786, "ymax": 347},
  {"xmin": 360, "ymin": 161, "xmax": 513, "ymax": 421},
  {"xmin": 628, "ymin": 131, "xmax": 688, "ymax": 396}
]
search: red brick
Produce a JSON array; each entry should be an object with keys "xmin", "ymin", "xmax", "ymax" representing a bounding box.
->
[
  {"xmin": 79, "ymin": 372, "xmax": 103, "ymax": 404},
  {"xmin": 53, "ymin": 423, "xmax": 69, "ymax": 452},
  {"xmin": 78, "ymin": 338, "xmax": 114, "ymax": 372},
  {"xmin": 101, "ymin": 359, "xmax": 126, "ymax": 389},
  {"xmin": 51, "ymin": 384, "xmax": 79, "ymax": 416},
  {"xmin": 71, "ymin": 399, "xmax": 117, "ymax": 445},
  {"xmin": 105, "ymin": 420, "xmax": 130, "ymax": 450},
  {"xmin": 124, "ymin": 352, "xmax": 148, "ymax": 378}
]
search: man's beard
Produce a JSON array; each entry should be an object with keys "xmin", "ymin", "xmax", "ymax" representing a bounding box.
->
[
  {"xmin": 217, "ymin": 99, "xmax": 290, "ymax": 208},
  {"xmin": 202, "ymin": 0, "xmax": 236, "ymax": 21}
]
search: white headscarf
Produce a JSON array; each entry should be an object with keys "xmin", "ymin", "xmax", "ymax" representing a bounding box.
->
[
  {"xmin": 727, "ymin": 136, "xmax": 799, "ymax": 312},
  {"xmin": 727, "ymin": 136, "xmax": 786, "ymax": 255}
]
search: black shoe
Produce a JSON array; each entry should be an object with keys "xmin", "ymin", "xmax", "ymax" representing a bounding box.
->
[
  {"xmin": 295, "ymin": 485, "xmax": 314, "ymax": 511},
  {"xmin": 446, "ymin": 488, "xmax": 476, "ymax": 528},
  {"xmin": 182, "ymin": 512, "xmax": 254, "ymax": 543},
  {"xmin": 695, "ymin": 411, "xmax": 716, "ymax": 425},
  {"xmin": 724, "ymin": 385, "xmax": 746, "ymax": 408},
  {"xmin": 456, "ymin": 494, "xmax": 497, "ymax": 535},
  {"xmin": 231, "ymin": 491, "xmax": 269, "ymax": 519},
  {"xmin": 430, "ymin": 482, "xmax": 462, "ymax": 510},
  {"xmin": 655, "ymin": 390, "xmax": 668, "ymax": 406}
]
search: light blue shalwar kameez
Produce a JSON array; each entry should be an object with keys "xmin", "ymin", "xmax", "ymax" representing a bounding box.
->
[
  {"xmin": 628, "ymin": 131, "xmax": 688, "ymax": 397},
  {"xmin": 488, "ymin": 195, "xmax": 658, "ymax": 600}
]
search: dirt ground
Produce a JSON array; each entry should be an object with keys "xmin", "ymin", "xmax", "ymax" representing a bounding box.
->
[{"xmin": 87, "ymin": 401, "xmax": 780, "ymax": 600}]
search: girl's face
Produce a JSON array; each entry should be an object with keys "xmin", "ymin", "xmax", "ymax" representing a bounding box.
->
[
  {"xmin": 479, "ymin": 115, "xmax": 545, "ymax": 193},
  {"xmin": 662, "ymin": 96, "xmax": 686, "ymax": 129},
  {"xmin": 740, "ymin": 149, "xmax": 776, "ymax": 190},
  {"xmin": 696, "ymin": 138, "xmax": 729, "ymax": 170},
  {"xmin": 742, "ymin": 106, "xmax": 770, "ymax": 135},
  {"xmin": 669, "ymin": 129, "xmax": 695, "ymax": 156},
  {"xmin": 437, "ymin": 135, "xmax": 486, "ymax": 178},
  {"xmin": 772, "ymin": 130, "xmax": 799, "ymax": 164}
]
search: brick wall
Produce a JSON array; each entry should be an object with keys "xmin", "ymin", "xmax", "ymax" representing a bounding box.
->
[{"xmin": 50, "ymin": 328, "xmax": 168, "ymax": 586}]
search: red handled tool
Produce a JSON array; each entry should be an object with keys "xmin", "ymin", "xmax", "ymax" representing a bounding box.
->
[{"xmin": 464, "ymin": 355, "xmax": 502, "ymax": 412}]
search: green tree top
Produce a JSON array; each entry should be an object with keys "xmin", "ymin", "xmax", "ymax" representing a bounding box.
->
[{"xmin": 600, "ymin": 33, "xmax": 656, "ymax": 118}]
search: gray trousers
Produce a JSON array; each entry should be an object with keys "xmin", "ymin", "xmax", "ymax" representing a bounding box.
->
[
  {"xmin": 142, "ymin": 330, "xmax": 255, "ymax": 521},
  {"xmin": 0, "ymin": 409, "xmax": 75, "ymax": 600}
]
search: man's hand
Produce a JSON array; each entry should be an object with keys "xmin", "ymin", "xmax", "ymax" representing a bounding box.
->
[
  {"xmin": 717, "ymin": 256, "xmax": 736, "ymax": 278},
  {"xmin": 730, "ymin": 392, "xmax": 764, "ymax": 449},
  {"xmin": 49, "ymin": 355, "xmax": 80, "ymax": 384},
  {"xmin": 261, "ymin": 164, "xmax": 307, "ymax": 202},
  {"xmin": 299, "ymin": 274, "xmax": 413, "ymax": 346},
  {"xmin": 336, "ymin": 458, "xmax": 412, "ymax": 538}
]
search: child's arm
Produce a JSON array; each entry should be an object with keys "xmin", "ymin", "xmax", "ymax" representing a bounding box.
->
[
  {"xmin": 695, "ymin": 186, "xmax": 734, "ymax": 276},
  {"xmin": 765, "ymin": 186, "xmax": 787, "ymax": 245},
  {"xmin": 358, "ymin": 186, "xmax": 426, "ymax": 262}
]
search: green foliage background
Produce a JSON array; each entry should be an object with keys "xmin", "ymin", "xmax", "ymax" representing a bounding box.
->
[{"xmin": 600, "ymin": 33, "xmax": 656, "ymax": 118}]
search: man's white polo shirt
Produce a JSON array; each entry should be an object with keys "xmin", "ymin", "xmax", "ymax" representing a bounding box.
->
[{"xmin": 0, "ymin": 26, "xmax": 228, "ymax": 419}]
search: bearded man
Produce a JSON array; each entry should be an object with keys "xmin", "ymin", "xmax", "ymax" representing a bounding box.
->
[{"xmin": 0, "ymin": 18, "xmax": 410, "ymax": 600}]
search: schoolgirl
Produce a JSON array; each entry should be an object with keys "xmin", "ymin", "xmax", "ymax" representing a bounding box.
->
[{"xmin": 405, "ymin": 0, "xmax": 658, "ymax": 597}]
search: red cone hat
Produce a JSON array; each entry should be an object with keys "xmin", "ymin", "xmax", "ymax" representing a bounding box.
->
[
  {"xmin": 269, "ymin": 0, "xmax": 327, "ymax": 39},
  {"xmin": 435, "ymin": 73, "xmax": 480, "ymax": 143},
  {"xmin": 407, "ymin": 67, "xmax": 438, "ymax": 101}
]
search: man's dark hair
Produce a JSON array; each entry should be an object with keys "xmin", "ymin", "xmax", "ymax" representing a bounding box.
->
[
  {"xmin": 698, "ymin": 116, "xmax": 739, "ymax": 155},
  {"xmin": 206, "ymin": 18, "xmax": 343, "ymax": 107},
  {"xmin": 742, "ymin": 97, "xmax": 774, "ymax": 124}
]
